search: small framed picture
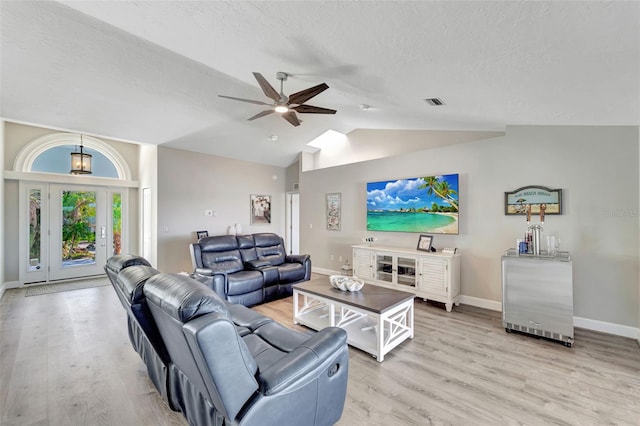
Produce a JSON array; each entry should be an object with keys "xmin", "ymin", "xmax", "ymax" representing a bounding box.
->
[
  {"xmin": 416, "ymin": 234, "xmax": 433, "ymax": 252},
  {"xmin": 326, "ymin": 193, "xmax": 341, "ymax": 231},
  {"xmin": 196, "ymin": 230, "xmax": 208, "ymax": 240},
  {"xmin": 250, "ymin": 194, "xmax": 272, "ymax": 225}
]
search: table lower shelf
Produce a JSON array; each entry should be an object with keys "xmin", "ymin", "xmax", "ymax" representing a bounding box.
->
[{"xmin": 293, "ymin": 290, "xmax": 414, "ymax": 362}]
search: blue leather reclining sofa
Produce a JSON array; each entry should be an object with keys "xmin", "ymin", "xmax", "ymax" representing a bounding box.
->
[
  {"xmin": 189, "ymin": 233, "xmax": 311, "ymax": 306},
  {"xmin": 105, "ymin": 254, "xmax": 349, "ymax": 426}
]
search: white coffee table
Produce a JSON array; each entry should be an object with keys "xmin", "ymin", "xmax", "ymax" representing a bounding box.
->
[{"xmin": 293, "ymin": 277, "xmax": 414, "ymax": 362}]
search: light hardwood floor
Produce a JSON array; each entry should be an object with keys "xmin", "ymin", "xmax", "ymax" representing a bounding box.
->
[{"xmin": 1, "ymin": 283, "xmax": 639, "ymax": 426}]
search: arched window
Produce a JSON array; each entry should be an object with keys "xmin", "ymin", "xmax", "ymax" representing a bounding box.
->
[
  {"xmin": 32, "ymin": 145, "xmax": 119, "ymax": 177},
  {"xmin": 13, "ymin": 133, "xmax": 132, "ymax": 181}
]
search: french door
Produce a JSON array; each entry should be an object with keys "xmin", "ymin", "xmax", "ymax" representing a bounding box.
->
[{"xmin": 20, "ymin": 182, "xmax": 125, "ymax": 284}]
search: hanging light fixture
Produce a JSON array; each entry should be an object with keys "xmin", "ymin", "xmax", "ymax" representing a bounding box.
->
[{"xmin": 70, "ymin": 134, "xmax": 92, "ymax": 175}]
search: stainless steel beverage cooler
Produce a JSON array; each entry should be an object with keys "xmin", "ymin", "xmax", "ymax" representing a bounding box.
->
[{"xmin": 502, "ymin": 249, "xmax": 574, "ymax": 347}]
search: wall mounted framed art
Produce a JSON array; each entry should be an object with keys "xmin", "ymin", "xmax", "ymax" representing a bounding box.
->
[
  {"xmin": 504, "ymin": 185, "xmax": 562, "ymax": 215},
  {"xmin": 326, "ymin": 193, "xmax": 342, "ymax": 231},
  {"xmin": 367, "ymin": 174, "xmax": 459, "ymax": 234},
  {"xmin": 250, "ymin": 194, "xmax": 271, "ymax": 225}
]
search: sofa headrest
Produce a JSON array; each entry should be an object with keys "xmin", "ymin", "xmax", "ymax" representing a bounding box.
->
[
  {"xmin": 199, "ymin": 235, "xmax": 238, "ymax": 252},
  {"xmin": 105, "ymin": 254, "xmax": 151, "ymax": 273},
  {"xmin": 252, "ymin": 233, "xmax": 283, "ymax": 248},
  {"xmin": 144, "ymin": 273, "xmax": 230, "ymax": 323},
  {"xmin": 115, "ymin": 265, "xmax": 160, "ymax": 304},
  {"xmin": 236, "ymin": 234, "xmax": 255, "ymax": 249}
]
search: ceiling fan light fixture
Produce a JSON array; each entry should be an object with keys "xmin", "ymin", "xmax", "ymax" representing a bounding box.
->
[{"xmin": 274, "ymin": 104, "xmax": 289, "ymax": 113}]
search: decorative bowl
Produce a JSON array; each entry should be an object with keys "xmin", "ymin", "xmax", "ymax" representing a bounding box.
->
[
  {"xmin": 345, "ymin": 277, "xmax": 365, "ymax": 292},
  {"xmin": 329, "ymin": 275, "xmax": 364, "ymax": 292}
]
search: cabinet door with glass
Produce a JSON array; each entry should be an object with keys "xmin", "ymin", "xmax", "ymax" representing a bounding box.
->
[
  {"xmin": 396, "ymin": 256, "xmax": 417, "ymax": 287},
  {"xmin": 375, "ymin": 253, "xmax": 417, "ymax": 287}
]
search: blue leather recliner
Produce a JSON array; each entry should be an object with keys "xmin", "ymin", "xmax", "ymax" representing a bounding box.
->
[
  {"xmin": 106, "ymin": 255, "xmax": 349, "ymax": 426},
  {"xmin": 144, "ymin": 272, "xmax": 349, "ymax": 426}
]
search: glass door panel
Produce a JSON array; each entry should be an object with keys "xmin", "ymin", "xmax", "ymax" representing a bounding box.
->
[
  {"xmin": 29, "ymin": 189, "xmax": 43, "ymax": 271},
  {"xmin": 112, "ymin": 191, "xmax": 122, "ymax": 256},
  {"xmin": 376, "ymin": 254, "xmax": 393, "ymax": 283},
  {"xmin": 20, "ymin": 182, "xmax": 49, "ymax": 284},
  {"xmin": 49, "ymin": 185, "xmax": 107, "ymax": 281},
  {"xmin": 397, "ymin": 256, "xmax": 417, "ymax": 287},
  {"xmin": 62, "ymin": 190, "xmax": 97, "ymax": 267}
]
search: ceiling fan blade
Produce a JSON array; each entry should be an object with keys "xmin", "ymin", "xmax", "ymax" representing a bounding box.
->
[
  {"xmin": 253, "ymin": 72, "xmax": 280, "ymax": 102},
  {"xmin": 218, "ymin": 95, "xmax": 271, "ymax": 106},
  {"xmin": 292, "ymin": 104, "xmax": 337, "ymax": 115},
  {"xmin": 247, "ymin": 109, "xmax": 276, "ymax": 121},
  {"xmin": 281, "ymin": 111, "xmax": 301, "ymax": 127},
  {"xmin": 288, "ymin": 83, "xmax": 329, "ymax": 105}
]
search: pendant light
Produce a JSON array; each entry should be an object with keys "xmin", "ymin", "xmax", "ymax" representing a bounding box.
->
[{"xmin": 70, "ymin": 134, "xmax": 92, "ymax": 175}]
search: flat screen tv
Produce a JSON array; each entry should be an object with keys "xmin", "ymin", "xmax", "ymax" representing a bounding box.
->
[{"xmin": 367, "ymin": 174, "xmax": 459, "ymax": 234}]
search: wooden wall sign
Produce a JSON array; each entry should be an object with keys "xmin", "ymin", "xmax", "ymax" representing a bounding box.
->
[{"xmin": 505, "ymin": 185, "xmax": 562, "ymax": 215}]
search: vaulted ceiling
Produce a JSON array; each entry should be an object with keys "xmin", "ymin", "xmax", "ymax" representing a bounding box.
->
[{"xmin": 1, "ymin": 1, "xmax": 638, "ymax": 167}]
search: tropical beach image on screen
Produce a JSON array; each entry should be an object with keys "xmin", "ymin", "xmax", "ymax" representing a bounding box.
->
[{"xmin": 367, "ymin": 174, "xmax": 459, "ymax": 234}]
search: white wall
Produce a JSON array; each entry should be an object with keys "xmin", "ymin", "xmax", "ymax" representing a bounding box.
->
[
  {"xmin": 0, "ymin": 120, "xmax": 5, "ymax": 298},
  {"xmin": 156, "ymin": 147, "xmax": 287, "ymax": 273},
  {"xmin": 299, "ymin": 125, "xmax": 639, "ymax": 328},
  {"xmin": 139, "ymin": 144, "xmax": 158, "ymax": 266},
  {"xmin": 311, "ymin": 129, "xmax": 504, "ymax": 170}
]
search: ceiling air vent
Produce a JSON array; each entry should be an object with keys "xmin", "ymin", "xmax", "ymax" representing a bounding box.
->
[{"xmin": 425, "ymin": 98, "xmax": 445, "ymax": 106}]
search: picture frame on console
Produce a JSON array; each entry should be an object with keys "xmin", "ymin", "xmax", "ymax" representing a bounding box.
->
[
  {"xmin": 416, "ymin": 234, "xmax": 433, "ymax": 252},
  {"xmin": 250, "ymin": 194, "xmax": 272, "ymax": 225},
  {"xmin": 196, "ymin": 230, "xmax": 208, "ymax": 240}
]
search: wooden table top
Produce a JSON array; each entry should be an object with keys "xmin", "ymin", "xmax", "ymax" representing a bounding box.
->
[{"xmin": 293, "ymin": 276, "xmax": 415, "ymax": 314}]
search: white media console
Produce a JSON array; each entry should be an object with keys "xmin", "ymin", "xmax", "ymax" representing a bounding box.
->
[{"xmin": 352, "ymin": 244, "xmax": 461, "ymax": 312}]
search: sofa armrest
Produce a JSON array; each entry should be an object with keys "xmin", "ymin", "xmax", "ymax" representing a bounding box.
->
[
  {"xmin": 285, "ymin": 254, "xmax": 309, "ymax": 265},
  {"xmin": 258, "ymin": 327, "xmax": 348, "ymax": 396},
  {"xmin": 195, "ymin": 267, "xmax": 217, "ymax": 276},
  {"xmin": 194, "ymin": 269, "xmax": 228, "ymax": 298},
  {"xmin": 285, "ymin": 254, "xmax": 311, "ymax": 280},
  {"xmin": 244, "ymin": 259, "xmax": 272, "ymax": 269}
]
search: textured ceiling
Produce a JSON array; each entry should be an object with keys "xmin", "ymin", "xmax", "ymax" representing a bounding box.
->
[{"xmin": 1, "ymin": 1, "xmax": 638, "ymax": 167}]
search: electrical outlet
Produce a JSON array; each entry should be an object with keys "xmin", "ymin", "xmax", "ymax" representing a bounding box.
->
[
  {"xmin": 330, "ymin": 254, "xmax": 334, "ymax": 261},
  {"xmin": 205, "ymin": 210, "xmax": 213, "ymax": 216},
  {"xmin": 338, "ymin": 256, "xmax": 343, "ymax": 262}
]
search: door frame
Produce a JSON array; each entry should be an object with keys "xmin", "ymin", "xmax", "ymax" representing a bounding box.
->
[
  {"xmin": 18, "ymin": 181, "xmax": 129, "ymax": 285},
  {"xmin": 285, "ymin": 191, "xmax": 300, "ymax": 255}
]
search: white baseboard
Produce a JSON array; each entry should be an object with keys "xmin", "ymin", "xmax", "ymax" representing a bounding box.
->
[
  {"xmin": 574, "ymin": 316, "xmax": 639, "ymax": 340},
  {"xmin": 459, "ymin": 295, "xmax": 502, "ymax": 312},
  {"xmin": 309, "ymin": 270, "xmax": 640, "ymax": 341},
  {"xmin": 311, "ymin": 267, "xmax": 336, "ymax": 276},
  {"xmin": 0, "ymin": 281, "xmax": 19, "ymax": 301}
]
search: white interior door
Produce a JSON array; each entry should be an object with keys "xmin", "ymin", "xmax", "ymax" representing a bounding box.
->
[{"xmin": 286, "ymin": 192, "xmax": 300, "ymax": 255}]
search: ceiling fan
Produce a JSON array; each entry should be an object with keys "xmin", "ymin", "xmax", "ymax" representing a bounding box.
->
[{"xmin": 219, "ymin": 72, "xmax": 336, "ymax": 127}]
